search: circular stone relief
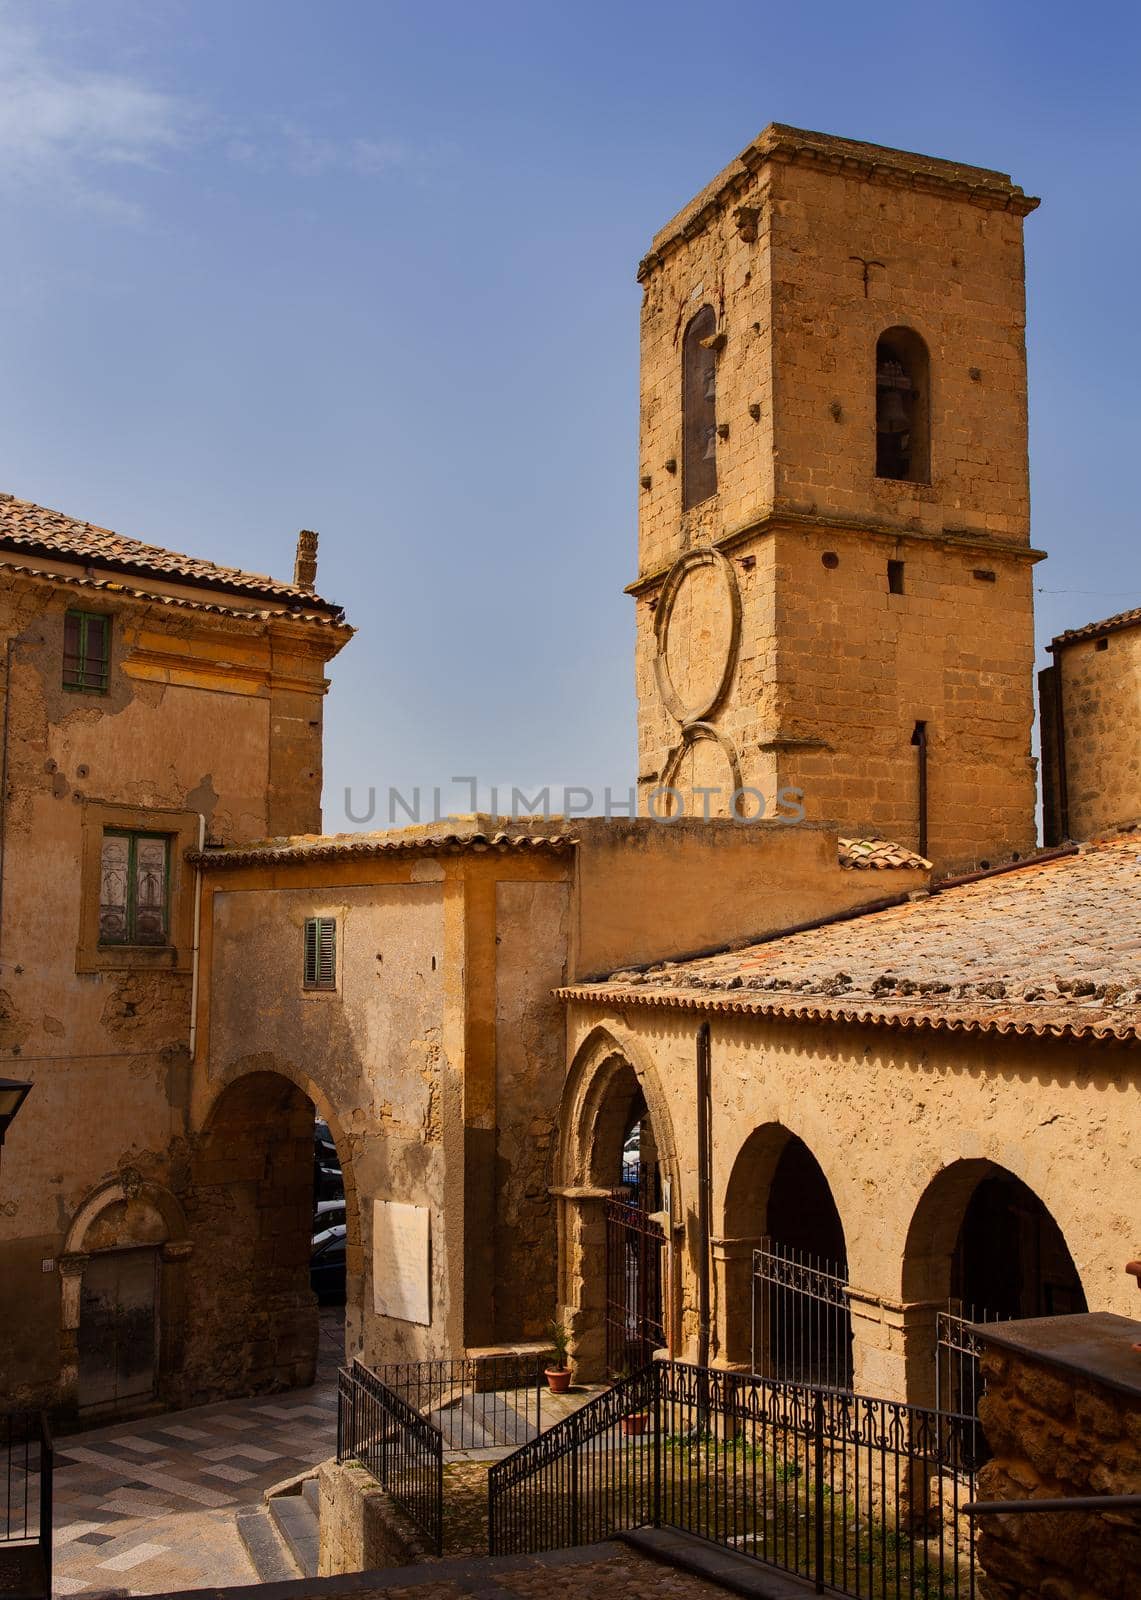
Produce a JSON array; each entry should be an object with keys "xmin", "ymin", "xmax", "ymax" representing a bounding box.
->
[{"xmin": 653, "ymin": 547, "xmax": 741, "ymax": 725}]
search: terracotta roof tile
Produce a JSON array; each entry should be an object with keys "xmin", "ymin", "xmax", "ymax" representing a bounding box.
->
[
  {"xmin": 0, "ymin": 493, "xmax": 344, "ymax": 616},
  {"xmin": 1049, "ymin": 607, "xmax": 1141, "ymax": 649},
  {"xmin": 190, "ymin": 829, "xmax": 576, "ymax": 869},
  {"xmin": 838, "ymin": 837, "xmax": 932, "ymax": 870},
  {"xmin": 562, "ymin": 834, "xmax": 1141, "ymax": 1043}
]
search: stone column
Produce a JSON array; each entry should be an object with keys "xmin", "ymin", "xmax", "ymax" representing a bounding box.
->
[
  {"xmin": 56, "ymin": 1252, "xmax": 89, "ymax": 1419},
  {"xmin": 710, "ymin": 1235, "xmax": 763, "ymax": 1368},
  {"xmin": 551, "ymin": 1184, "xmax": 612, "ymax": 1380}
]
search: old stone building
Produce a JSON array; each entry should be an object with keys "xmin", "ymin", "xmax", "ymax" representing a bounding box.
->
[
  {"xmin": 0, "ymin": 495, "xmax": 351, "ymax": 1413},
  {"xmin": 185, "ymin": 815, "xmax": 917, "ymax": 1396},
  {"xmin": 1039, "ymin": 606, "xmax": 1141, "ymax": 845},
  {"xmin": 634, "ymin": 125, "xmax": 1041, "ymax": 876},
  {"xmin": 0, "ymin": 124, "xmax": 1137, "ymax": 1448},
  {"xmin": 555, "ymin": 836, "xmax": 1139, "ymax": 1402}
]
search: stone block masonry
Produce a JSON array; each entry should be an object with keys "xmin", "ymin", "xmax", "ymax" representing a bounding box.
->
[{"xmin": 974, "ymin": 1312, "xmax": 1141, "ymax": 1600}]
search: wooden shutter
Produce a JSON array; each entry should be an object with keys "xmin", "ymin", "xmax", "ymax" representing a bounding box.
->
[{"xmin": 304, "ymin": 917, "xmax": 337, "ymax": 989}]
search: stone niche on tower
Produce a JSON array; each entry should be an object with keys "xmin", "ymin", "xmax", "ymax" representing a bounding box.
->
[{"xmin": 631, "ymin": 123, "xmax": 1043, "ymax": 877}]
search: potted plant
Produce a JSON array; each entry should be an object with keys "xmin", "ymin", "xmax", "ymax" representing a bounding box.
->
[{"xmin": 545, "ymin": 1320, "xmax": 572, "ymax": 1393}]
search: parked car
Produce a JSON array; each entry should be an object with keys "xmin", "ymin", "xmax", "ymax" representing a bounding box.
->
[
  {"xmin": 314, "ymin": 1198, "xmax": 346, "ymax": 1230},
  {"xmin": 310, "ymin": 1224, "xmax": 347, "ymax": 1303}
]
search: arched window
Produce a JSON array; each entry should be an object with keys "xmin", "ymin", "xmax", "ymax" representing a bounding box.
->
[
  {"xmin": 683, "ymin": 305, "xmax": 718, "ymax": 508},
  {"xmin": 875, "ymin": 327, "xmax": 930, "ymax": 482}
]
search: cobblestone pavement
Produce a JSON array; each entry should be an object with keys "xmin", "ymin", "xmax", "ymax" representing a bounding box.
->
[
  {"xmin": 51, "ymin": 1311, "xmax": 344, "ymax": 1596},
  {"xmin": 173, "ymin": 1544, "xmax": 739, "ymax": 1600}
]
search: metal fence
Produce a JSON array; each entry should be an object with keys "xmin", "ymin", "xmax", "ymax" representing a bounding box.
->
[
  {"xmin": 1, "ymin": 1412, "xmax": 53, "ymax": 1597},
  {"xmin": 752, "ymin": 1239, "xmax": 854, "ymax": 1391},
  {"xmin": 372, "ymin": 1353, "xmax": 547, "ymax": 1452},
  {"xmin": 489, "ymin": 1360, "xmax": 977, "ymax": 1600},
  {"xmin": 935, "ymin": 1305, "xmax": 1000, "ymax": 1477},
  {"xmin": 606, "ymin": 1195, "xmax": 666, "ymax": 1375},
  {"xmin": 338, "ymin": 1360, "xmax": 443, "ymax": 1556}
]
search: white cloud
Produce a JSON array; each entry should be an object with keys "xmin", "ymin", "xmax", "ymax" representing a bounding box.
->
[
  {"xmin": 280, "ymin": 124, "xmax": 417, "ymax": 179},
  {"xmin": 0, "ymin": 14, "xmax": 188, "ymax": 213}
]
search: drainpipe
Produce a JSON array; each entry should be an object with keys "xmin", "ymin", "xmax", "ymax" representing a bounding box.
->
[
  {"xmin": 696, "ymin": 1021, "xmax": 712, "ymax": 1369},
  {"xmin": 187, "ymin": 814, "xmax": 206, "ymax": 1061},
  {"xmin": 911, "ymin": 720, "xmax": 928, "ymax": 860},
  {"xmin": 1052, "ymin": 656, "xmax": 1071, "ymax": 842}
]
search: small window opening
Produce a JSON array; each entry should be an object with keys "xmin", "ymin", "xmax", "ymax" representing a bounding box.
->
[
  {"xmin": 304, "ymin": 917, "xmax": 337, "ymax": 991},
  {"xmin": 1095, "ymin": 637, "xmax": 1109, "ymax": 652},
  {"xmin": 63, "ymin": 610, "xmax": 110, "ymax": 693},
  {"xmin": 682, "ymin": 305, "xmax": 718, "ymax": 509},
  {"xmin": 99, "ymin": 830, "xmax": 170, "ymax": 946},
  {"xmin": 876, "ymin": 327, "xmax": 930, "ymax": 483},
  {"xmin": 888, "ymin": 560, "xmax": 905, "ymax": 595}
]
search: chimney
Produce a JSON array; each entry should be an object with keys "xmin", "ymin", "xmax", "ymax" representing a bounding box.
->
[{"xmin": 294, "ymin": 529, "xmax": 318, "ymax": 591}]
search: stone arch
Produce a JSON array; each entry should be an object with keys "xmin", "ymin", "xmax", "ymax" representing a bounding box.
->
[
  {"xmin": 182, "ymin": 1066, "xmax": 360, "ymax": 1404},
  {"xmin": 902, "ymin": 1157, "xmax": 1088, "ymax": 1317},
  {"xmin": 682, "ymin": 305, "xmax": 718, "ymax": 508},
  {"xmin": 718, "ymin": 1122, "xmax": 851, "ymax": 1378},
  {"xmin": 554, "ymin": 1025, "xmax": 680, "ymax": 1377},
  {"xmin": 658, "ymin": 722, "xmax": 745, "ymax": 819},
  {"xmin": 556, "ymin": 1024, "xmax": 680, "ymax": 1201},
  {"xmin": 898, "ymin": 1157, "xmax": 1088, "ymax": 1412},
  {"xmin": 58, "ymin": 1174, "xmax": 191, "ymax": 1418},
  {"xmin": 875, "ymin": 324, "xmax": 931, "ymax": 483}
]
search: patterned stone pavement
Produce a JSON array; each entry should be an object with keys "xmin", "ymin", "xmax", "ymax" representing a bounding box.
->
[{"xmin": 51, "ymin": 1312, "xmax": 343, "ymax": 1596}]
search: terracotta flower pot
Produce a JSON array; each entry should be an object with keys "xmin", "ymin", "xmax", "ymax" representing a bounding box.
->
[
  {"xmin": 546, "ymin": 1366, "xmax": 572, "ymax": 1393},
  {"xmin": 621, "ymin": 1411, "xmax": 650, "ymax": 1437}
]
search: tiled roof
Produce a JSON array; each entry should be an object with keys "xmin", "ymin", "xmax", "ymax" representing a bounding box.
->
[
  {"xmin": 0, "ymin": 493, "xmax": 344, "ymax": 616},
  {"xmin": 838, "ymin": 837, "xmax": 931, "ymax": 871},
  {"xmin": 561, "ymin": 834, "xmax": 1141, "ymax": 1043},
  {"xmin": 1049, "ymin": 607, "xmax": 1141, "ymax": 649},
  {"xmin": 0, "ymin": 557, "xmax": 351, "ymax": 630},
  {"xmin": 190, "ymin": 829, "xmax": 577, "ymax": 869}
]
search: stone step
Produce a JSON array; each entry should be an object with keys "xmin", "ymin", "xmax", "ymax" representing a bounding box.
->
[
  {"xmin": 268, "ymin": 1484, "xmax": 321, "ymax": 1578},
  {"xmin": 236, "ymin": 1505, "xmax": 301, "ymax": 1583}
]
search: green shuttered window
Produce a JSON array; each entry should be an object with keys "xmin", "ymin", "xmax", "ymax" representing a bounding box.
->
[
  {"xmin": 303, "ymin": 917, "xmax": 337, "ymax": 990},
  {"xmin": 64, "ymin": 610, "xmax": 110, "ymax": 693}
]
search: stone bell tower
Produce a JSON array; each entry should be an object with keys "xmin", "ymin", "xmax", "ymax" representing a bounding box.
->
[{"xmin": 632, "ymin": 124, "xmax": 1042, "ymax": 876}]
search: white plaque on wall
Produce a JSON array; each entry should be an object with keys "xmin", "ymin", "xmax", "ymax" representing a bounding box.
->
[{"xmin": 372, "ymin": 1199, "xmax": 431, "ymax": 1325}]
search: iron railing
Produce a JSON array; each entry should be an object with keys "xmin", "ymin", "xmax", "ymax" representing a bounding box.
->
[
  {"xmin": 372, "ymin": 1353, "xmax": 546, "ymax": 1451},
  {"xmin": 935, "ymin": 1304, "xmax": 995, "ymax": 1475},
  {"xmin": 1, "ymin": 1412, "xmax": 52, "ymax": 1597},
  {"xmin": 606, "ymin": 1195, "xmax": 666, "ymax": 1374},
  {"xmin": 752, "ymin": 1239, "xmax": 854, "ymax": 1391},
  {"xmin": 489, "ymin": 1361, "xmax": 977, "ymax": 1600},
  {"xmin": 338, "ymin": 1360, "xmax": 443, "ymax": 1555}
]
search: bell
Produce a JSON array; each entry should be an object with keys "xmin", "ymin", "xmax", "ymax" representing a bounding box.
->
[{"xmin": 877, "ymin": 380, "xmax": 911, "ymax": 435}]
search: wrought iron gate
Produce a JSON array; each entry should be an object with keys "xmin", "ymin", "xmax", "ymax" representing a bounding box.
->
[
  {"xmin": 935, "ymin": 1303, "xmax": 994, "ymax": 1473},
  {"xmin": 751, "ymin": 1238, "xmax": 853, "ymax": 1390},
  {"xmin": 605, "ymin": 1194, "xmax": 666, "ymax": 1374}
]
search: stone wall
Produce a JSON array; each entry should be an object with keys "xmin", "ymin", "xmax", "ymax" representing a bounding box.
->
[
  {"xmin": 558, "ymin": 1001, "xmax": 1140, "ymax": 1399},
  {"xmin": 0, "ymin": 564, "xmax": 347, "ymax": 1415},
  {"xmin": 974, "ymin": 1314, "xmax": 1141, "ymax": 1600},
  {"xmin": 317, "ymin": 1460, "xmax": 430, "ymax": 1576},
  {"xmin": 632, "ymin": 125, "xmax": 1040, "ymax": 875},
  {"xmin": 1040, "ymin": 622, "xmax": 1141, "ymax": 845}
]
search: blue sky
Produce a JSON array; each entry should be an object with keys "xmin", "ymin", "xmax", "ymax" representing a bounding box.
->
[{"xmin": 1, "ymin": 0, "xmax": 1138, "ymax": 830}]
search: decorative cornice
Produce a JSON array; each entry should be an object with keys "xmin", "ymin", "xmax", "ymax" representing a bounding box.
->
[
  {"xmin": 638, "ymin": 123, "xmax": 1038, "ymax": 279},
  {"xmin": 626, "ymin": 512, "xmax": 1044, "ymax": 596}
]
